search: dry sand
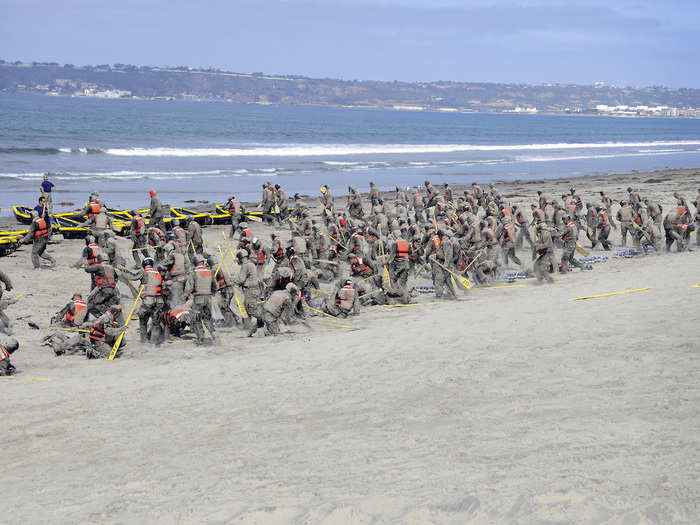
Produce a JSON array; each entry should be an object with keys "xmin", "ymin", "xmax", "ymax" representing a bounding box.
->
[{"xmin": 2, "ymin": 168, "xmax": 699, "ymax": 523}]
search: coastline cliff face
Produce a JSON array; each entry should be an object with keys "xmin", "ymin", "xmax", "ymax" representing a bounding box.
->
[{"xmin": 2, "ymin": 61, "xmax": 700, "ymax": 114}]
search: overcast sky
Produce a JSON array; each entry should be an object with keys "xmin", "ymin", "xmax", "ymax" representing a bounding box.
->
[{"xmin": 2, "ymin": 0, "xmax": 698, "ymax": 88}]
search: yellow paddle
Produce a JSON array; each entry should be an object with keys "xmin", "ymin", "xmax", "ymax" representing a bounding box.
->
[{"xmin": 109, "ymin": 285, "xmax": 144, "ymax": 360}]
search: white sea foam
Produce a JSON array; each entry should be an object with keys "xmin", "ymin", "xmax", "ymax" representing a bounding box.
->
[
  {"xmin": 637, "ymin": 148, "xmax": 684, "ymax": 153},
  {"xmin": 102, "ymin": 141, "xmax": 700, "ymax": 157},
  {"xmin": 516, "ymin": 149, "xmax": 695, "ymax": 163},
  {"xmin": 0, "ymin": 169, "xmax": 259, "ymax": 181}
]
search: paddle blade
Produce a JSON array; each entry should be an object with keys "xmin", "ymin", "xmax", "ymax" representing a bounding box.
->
[
  {"xmin": 460, "ymin": 277, "xmax": 471, "ymax": 290},
  {"xmin": 108, "ymin": 332, "xmax": 125, "ymax": 361}
]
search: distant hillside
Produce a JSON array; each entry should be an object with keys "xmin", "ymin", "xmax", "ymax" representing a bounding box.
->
[{"xmin": 2, "ymin": 60, "xmax": 700, "ymax": 115}]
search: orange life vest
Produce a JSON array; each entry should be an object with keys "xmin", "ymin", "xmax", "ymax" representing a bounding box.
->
[
  {"xmin": 215, "ymin": 268, "xmax": 229, "ymax": 290},
  {"xmin": 88, "ymin": 202, "xmax": 101, "ymax": 218},
  {"xmin": 148, "ymin": 227, "xmax": 165, "ymax": 245},
  {"xmin": 336, "ymin": 284, "xmax": 355, "ymax": 309},
  {"xmin": 350, "ymin": 257, "xmax": 372, "ymax": 277},
  {"xmin": 144, "ymin": 266, "xmax": 163, "ymax": 296},
  {"xmin": 133, "ymin": 215, "xmax": 144, "ymax": 236},
  {"xmin": 95, "ymin": 265, "xmax": 116, "ymax": 288},
  {"xmin": 563, "ymin": 221, "xmax": 575, "ymax": 242},
  {"xmin": 65, "ymin": 298, "xmax": 87, "ymax": 324},
  {"xmin": 87, "ymin": 243, "xmax": 102, "ymax": 266},
  {"xmin": 253, "ymin": 249, "xmax": 266, "ymax": 265},
  {"xmin": 504, "ymin": 224, "xmax": 516, "ymax": 243},
  {"xmin": 89, "ymin": 316, "xmax": 117, "ymax": 342},
  {"xmin": 33, "ymin": 217, "xmax": 49, "ymax": 238},
  {"xmin": 0, "ymin": 347, "xmax": 9, "ymax": 362},
  {"xmin": 396, "ymin": 239, "xmax": 410, "ymax": 261}
]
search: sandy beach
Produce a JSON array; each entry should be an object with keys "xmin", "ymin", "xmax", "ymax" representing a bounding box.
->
[{"xmin": 1, "ymin": 168, "xmax": 699, "ymax": 523}]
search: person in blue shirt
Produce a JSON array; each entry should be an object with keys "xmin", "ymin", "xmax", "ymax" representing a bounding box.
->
[
  {"xmin": 34, "ymin": 196, "xmax": 51, "ymax": 227},
  {"xmin": 40, "ymin": 174, "xmax": 55, "ymax": 214}
]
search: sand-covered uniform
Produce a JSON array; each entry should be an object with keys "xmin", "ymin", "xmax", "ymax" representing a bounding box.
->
[
  {"xmin": 0, "ymin": 270, "xmax": 12, "ymax": 303},
  {"xmin": 320, "ymin": 186, "xmax": 335, "ymax": 214},
  {"xmin": 410, "ymin": 191, "xmax": 426, "ymax": 223},
  {"xmin": 424, "ymin": 233, "xmax": 457, "ymax": 299},
  {"xmin": 533, "ymin": 225, "xmax": 555, "ymax": 283},
  {"xmin": 85, "ymin": 212, "xmax": 112, "ymax": 245},
  {"xmin": 596, "ymin": 210, "xmax": 612, "ymax": 250},
  {"xmin": 0, "ymin": 270, "xmax": 13, "ymax": 334},
  {"xmin": 146, "ymin": 226, "xmax": 167, "ymax": 262},
  {"xmin": 288, "ymin": 253, "xmax": 310, "ymax": 292},
  {"xmin": 559, "ymin": 220, "xmax": 584, "ymax": 272},
  {"xmin": 162, "ymin": 249, "xmax": 188, "ymax": 307},
  {"xmin": 186, "ymin": 220, "xmax": 203, "ymax": 260},
  {"xmin": 347, "ymin": 188, "xmax": 364, "ymax": 219},
  {"xmin": 225, "ymin": 197, "xmax": 244, "ymax": 237},
  {"xmin": 149, "ymin": 194, "xmax": 166, "ymax": 231},
  {"xmin": 385, "ymin": 236, "xmax": 412, "ymax": 298},
  {"xmin": 0, "ymin": 337, "xmax": 19, "ymax": 376},
  {"xmin": 498, "ymin": 220, "xmax": 521, "ymax": 267},
  {"xmin": 184, "ymin": 263, "xmax": 218, "ymax": 345},
  {"xmin": 77, "ymin": 199, "xmax": 102, "ymax": 221},
  {"xmin": 369, "ymin": 183, "xmax": 380, "ymax": 206},
  {"xmin": 514, "ymin": 208, "xmax": 533, "ymax": 249},
  {"xmin": 129, "ymin": 213, "xmax": 147, "ymax": 265},
  {"xmin": 290, "ymin": 233, "xmax": 310, "ymax": 269},
  {"xmin": 276, "ymin": 187, "xmax": 289, "ymax": 221},
  {"xmin": 617, "ymin": 204, "xmax": 635, "ymax": 247},
  {"xmin": 260, "ymin": 184, "xmax": 276, "ymax": 224},
  {"xmin": 585, "ymin": 205, "xmax": 598, "ymax": 247},
  {"xmin": 87, "ymin": 310, "xmax": 123, "ymax": 359},
  {"xmin": 22, "ymin": 215, "xmax": 55, "ymax": 269},
  {"xmin": 84, "ymin": 261, "xmax": 119, "ymax": 317},
  {"xmin": 164, "ymin": 308, "xmax": 191, "ymax": 338},
  {"xmin": 628, "ymin": 189, "xmax": 641, "ymax": 210},
  {"xmin": 482, "ymin": 226, "xmax": 500, "ymax": 261},
  {"xmin": 102, "ymin": 233, "xmax": 124, "ymax": 267},
  {"xmin": 250, "ymin": 243, "xmax": 271, "ymax": 277},
  {"xmin": 53, "ymin": 296, "xmax": 88, "ymax": 327},
  {"xmin": 171, "ymin": 224, "xmax": 187, "ymax": 254},
  {"xmin": 122, "ymin": 264, "xmax": 166, "ymax": 344},
  {"xmin": 639, "ymin": 216, "xmax": 663, "ymax": 254},
  {"xmin": 325, "ymin": 281, "xmax": 361, "ymax": 318},
  {"xmin": 251, "ymin": 287, "xmax": 301, "ymax": 336},
  {"xmin": 600, "ymin": 193, "xmax": 617, "ymax": 229},
  {"xmin": 213, "ymin": 266, "xmax": 237, "ymax": 327},
  {"xmin": 234, "ymin": 257, "xmax": 264, "ymax": 332},
  {"xmin": 643, "ymin": 201, "xmax": 661, "ymax": 229}
]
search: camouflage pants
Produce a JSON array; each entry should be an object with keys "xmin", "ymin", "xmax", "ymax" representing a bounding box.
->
[
  {"xmin": 560, "ymin": 241, "xmax": 584, "ymax": 271},
  {"xmin": 139, "ymin": 296, "xmax": 165, "ymax": 344},
  {"xmin": 31, "ymin": 237, "xmax": 55, "ymax": 269},
  {"xmin": 191, "ymin": 295, "xmax": 215, "ymax": 344},
  {"xmin": 534, "ymin": 250, "xmax": 555, "ymax": 283}
]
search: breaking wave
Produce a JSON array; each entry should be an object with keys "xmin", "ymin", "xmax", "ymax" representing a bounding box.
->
[{"xmin": 3, "ymin": 141, "xmax": 700, "ymax": 158}]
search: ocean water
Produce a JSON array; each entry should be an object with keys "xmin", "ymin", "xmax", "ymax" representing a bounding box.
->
[{"xmin": 1, "ymin": 93, "xmax": 700, "ymax": 212}]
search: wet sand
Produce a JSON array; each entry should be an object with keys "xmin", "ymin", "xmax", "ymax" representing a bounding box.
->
[{"xmin": 1, "ymin": 168, "xmax": 699, "ymax": 523}]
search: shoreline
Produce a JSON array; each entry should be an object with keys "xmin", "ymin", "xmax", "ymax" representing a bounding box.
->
[{"xmin": 3, "ymin": 166, "xmax": 699, "ymax": 227}]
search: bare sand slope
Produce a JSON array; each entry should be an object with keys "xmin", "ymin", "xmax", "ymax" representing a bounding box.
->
[{"xmin": 3, "ymin": 249, "xmax": 699, "ymax": 523}]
